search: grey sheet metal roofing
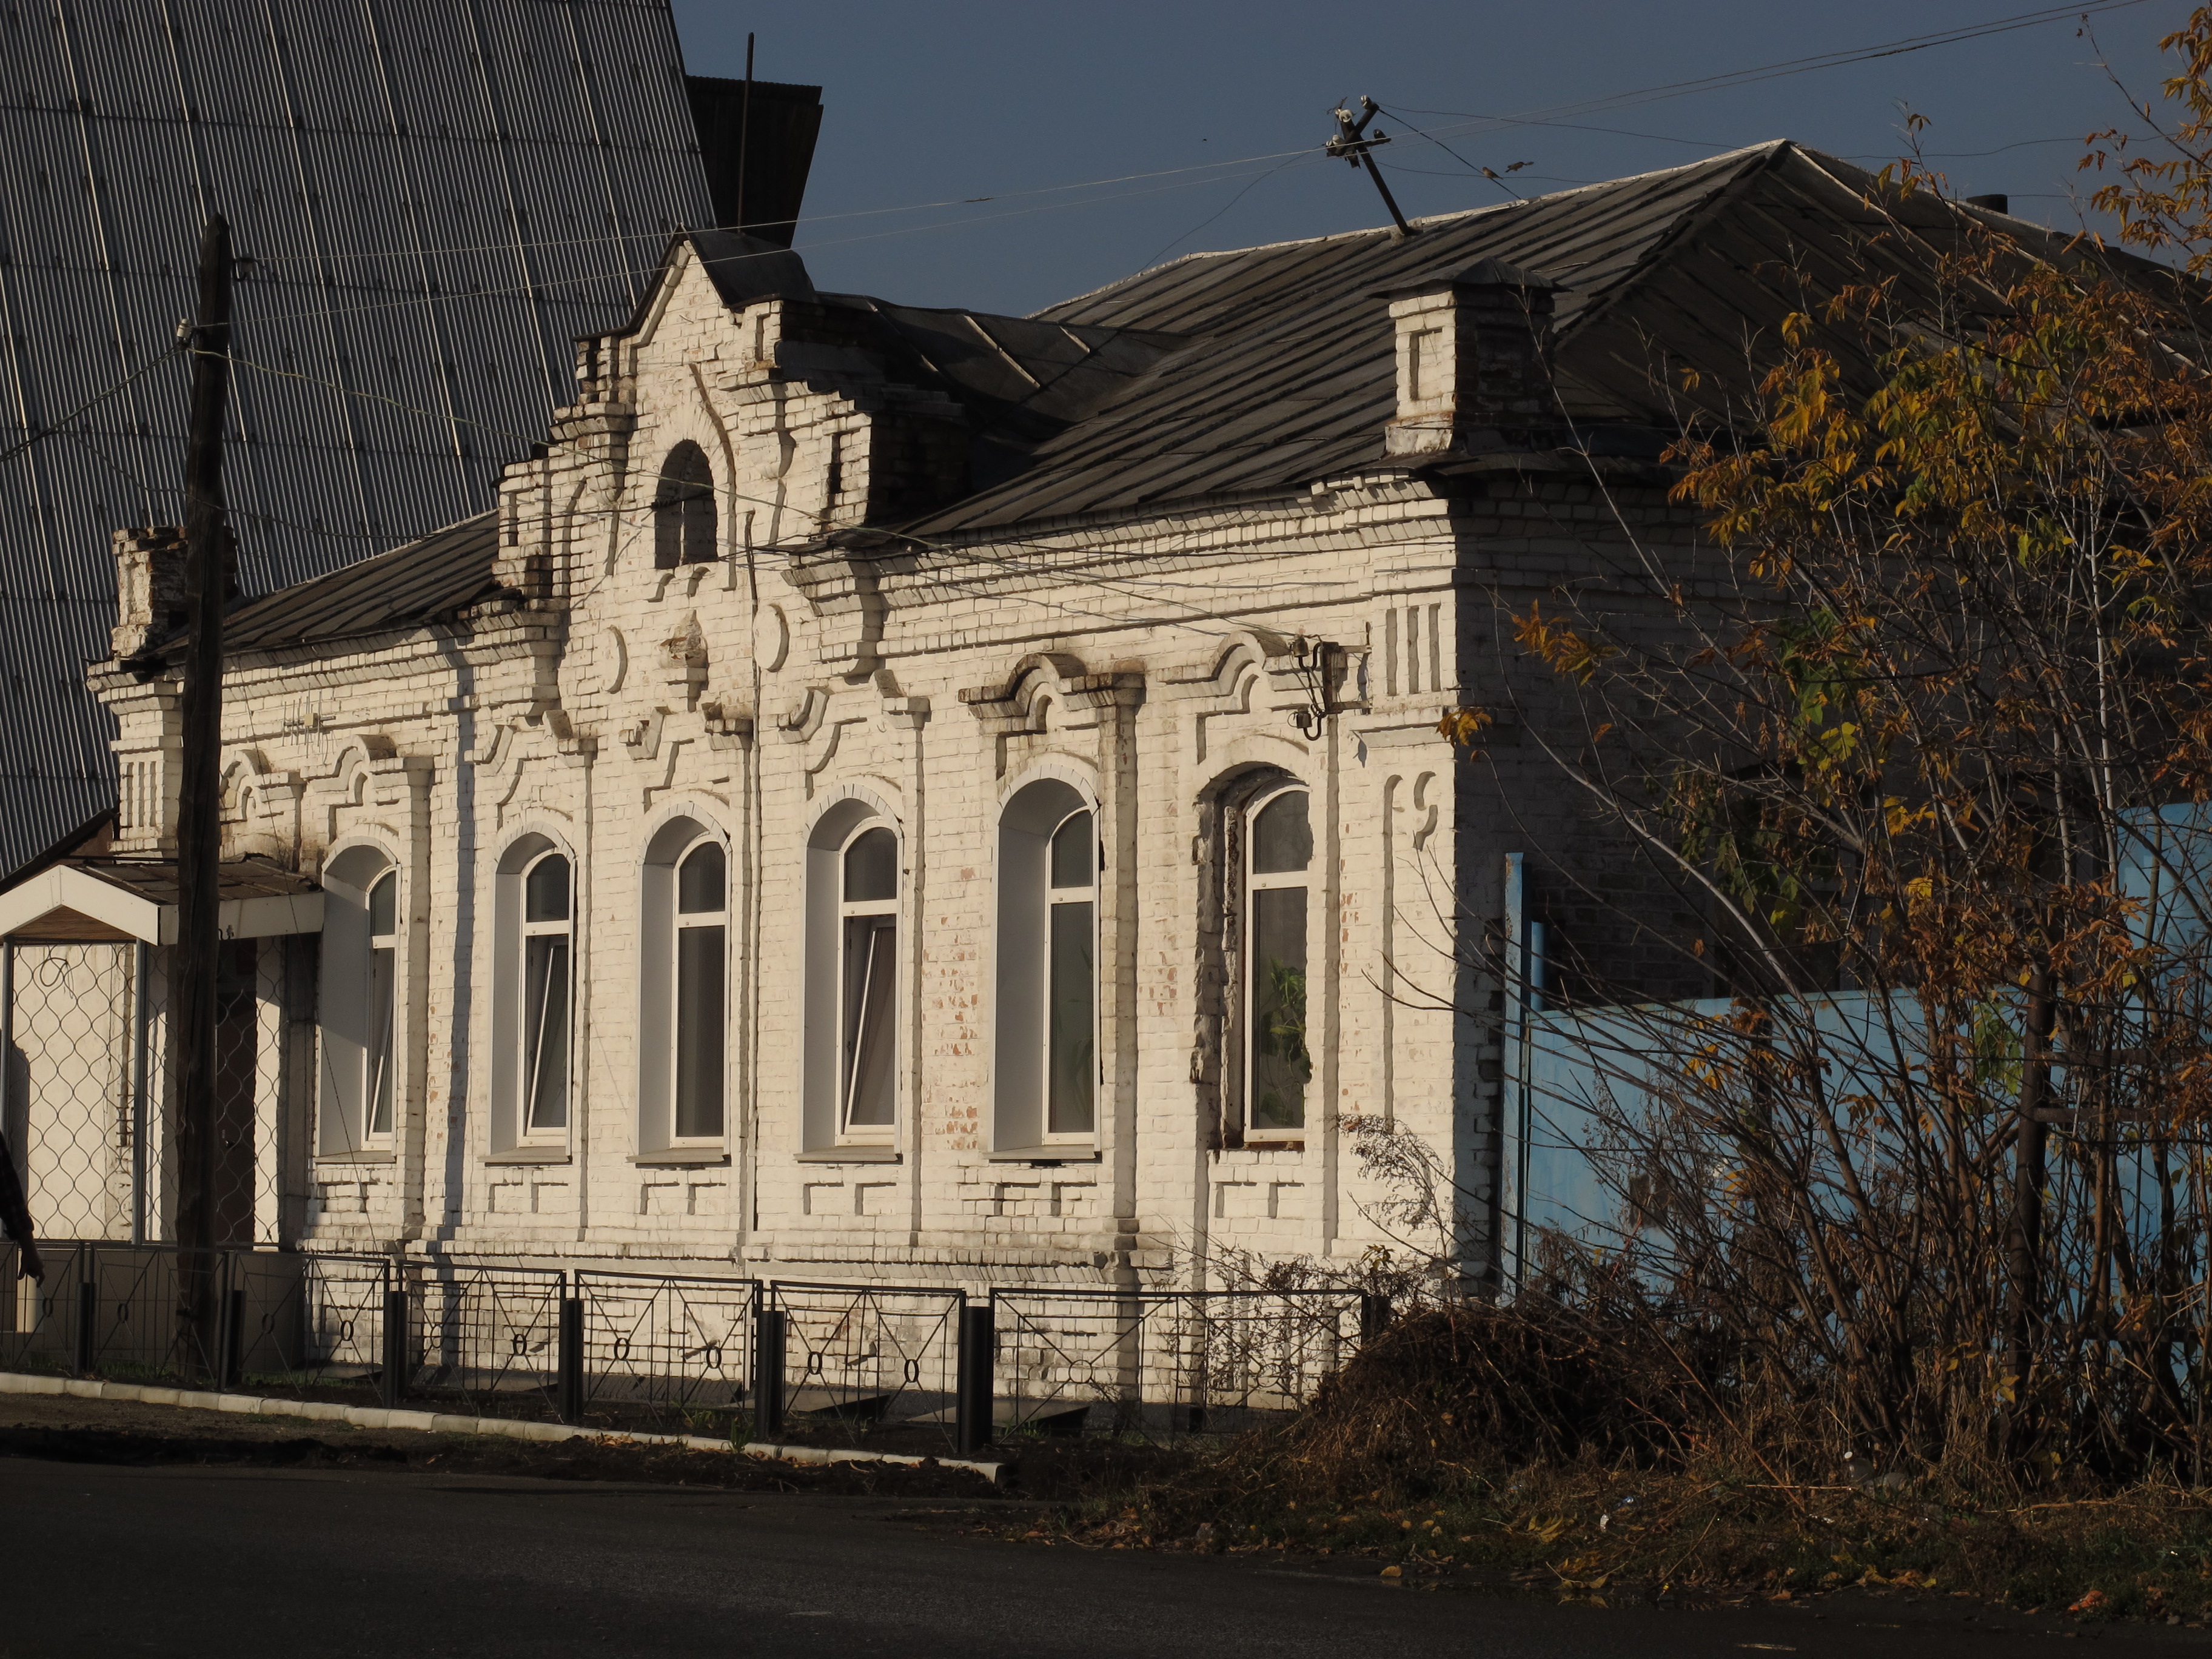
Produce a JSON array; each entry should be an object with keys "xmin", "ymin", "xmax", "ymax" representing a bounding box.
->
[
  {"xmin": 214, "ymin": 510, "xmax": 503, "ymax": 656},
  {"xmin": 0, "ymin": 0, "xmax": 813, "ymax": 877},
  {"xmin": 896, "ymin": 141, "xmax": 2127, "ymax": 538}
]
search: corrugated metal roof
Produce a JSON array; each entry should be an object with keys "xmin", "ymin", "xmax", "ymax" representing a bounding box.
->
[
  {"xmin": 0, "ymin": 0, "xmax": 814, "ymax": 876},
  {"xmin": 899, "ymin": 142, "xmax": 2152, "ymax": 537},
  {"xmin": 214, "ymin": 510, "xmax": 503, "ymax": 656}
]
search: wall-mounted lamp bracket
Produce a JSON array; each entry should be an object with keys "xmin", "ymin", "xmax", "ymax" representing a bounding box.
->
[{"xmin": 1289, "ymin": 637, "xmax": 1335, "ymax": 739}]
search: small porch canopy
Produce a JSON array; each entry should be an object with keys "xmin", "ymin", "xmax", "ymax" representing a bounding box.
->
[{"xmin": 0, "ymin": 857, "xmax": 323, "ymax": 943}]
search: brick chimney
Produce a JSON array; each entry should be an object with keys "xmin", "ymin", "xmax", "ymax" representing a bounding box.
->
[
  {"xmin": 1375, "ymin": 259, "xmax": 1561, "ymax": 457},
  {"xmin": 110, "ymin": 525, "xmax": 189, "ymax": 660}
]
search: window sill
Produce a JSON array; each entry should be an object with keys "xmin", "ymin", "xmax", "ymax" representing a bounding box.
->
[
  {"xmin": 315, "ymin": 1150, "xmax": 396, "ymax": 1166},
  {"xmin": 794, "ymin": 1146, "xmax": 901, "ymax": 1165},
  {"xmin": 484, "ymin": 1148, "xmax": 572, "ymax": 1166},
  {"xmin": 988, "ymin": 1145, "xmax": 1101, "ymax": 1165},
  {"xmin": 631, "ymin": 1150, "xmax": 730, "ymax": 1168},
  {"xmin": 1235, "ymin": 1140, "xmax": 1306, "ymax": 1153}
]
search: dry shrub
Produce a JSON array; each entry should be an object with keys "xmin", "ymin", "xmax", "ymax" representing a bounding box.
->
[{"xmin": 1253, "ymin": 1302, "xmax": 1697, "ymax": 1493}]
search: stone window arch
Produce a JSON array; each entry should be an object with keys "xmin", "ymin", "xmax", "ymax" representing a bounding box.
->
[
  {"xmin": 652, "ymin": 440, "xmax": 717, "ymax": 569},
  {"xmin": 993, "ymin": 776, "xmax": 1098, "ymax": 1151}
]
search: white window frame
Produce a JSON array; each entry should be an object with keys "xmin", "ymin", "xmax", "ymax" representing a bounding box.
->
[
  {"xmin": 365, "ymin": 869, "xmax": 398, "ymax": 1141},
  {"xmin": 835, "ymin": 821, "xmax": 900, "ymax": 1144},
  {"xmin": 316, "ymin": 843, "xmax": 400, "ymax": 1159},
  {"xmin": 517, "ymin": 848, "xmax": 574, "ymax": 1144},
  {"xmin": 669, "ymin": 833, "xmax": 728, "ymax": 1146},
  {"xmin": 1040, "ymin": 806, "xmax": 1099, "ymax": 1145},
  {"xmin": 990, "ymin": 776, "xmax": 1102, "ymax": 1155},
  {"xmin": 1242, "ymin": 784, "xmax": 1313, "ymax": 1138}
]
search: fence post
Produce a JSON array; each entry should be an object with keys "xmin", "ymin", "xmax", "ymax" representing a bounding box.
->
[
  {"xmin": 219, "ymin": 1284, "xmax": 245, "ymax": 1390},
  {"xmin": 955, "ymin": 1300, "xmax": 995, "ymax": 1458},
  {"xmin": 74, "ymin": 1258, "xmax": 96, "ymax": 1375},
  {"xmin": 1358, "ymin": 1292, "xmax": 1393, "ymax": 1344},
  {"xmin": 379, "ymin": 1286, "xmax": 409, "ymax": 1409},
  {"xmin": 557, "ymin": 1296, "xmax": 584, "ymax": 1424},
  {"xmin": 752, "ymin": 1302, "xmax": 785, "ymax": 1442}
]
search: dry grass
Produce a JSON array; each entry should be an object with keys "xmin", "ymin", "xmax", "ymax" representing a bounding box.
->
[{"xmin": 1046, "ymin": 1305, "xmax": 2212, "ymax": 1622}]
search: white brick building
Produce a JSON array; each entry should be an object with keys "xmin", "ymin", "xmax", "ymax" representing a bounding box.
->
[{"xmin": 7, "ymin": 142, "xmax": 2013, "ymax": 1295}]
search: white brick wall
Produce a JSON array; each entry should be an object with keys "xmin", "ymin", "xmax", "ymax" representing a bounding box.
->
[{"xmin": 79, "ymin": 245, "xmax": 1712, "ymax": 1295}]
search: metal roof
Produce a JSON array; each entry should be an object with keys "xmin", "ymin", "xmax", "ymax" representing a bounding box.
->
[
  {"xmin": 215, "ymin": 509, "xmax": 503, "ymax": 657},
  {"xmin": 0, "ymin": 0, "xmax": 816, "ymax": 876},
  {"xmin": 900, "ymin": 141, "xmax": 2148, "ymax": 537},
  {"xmin": 0, "ymin": 854, "xmax": 322, "ymax": 942}
]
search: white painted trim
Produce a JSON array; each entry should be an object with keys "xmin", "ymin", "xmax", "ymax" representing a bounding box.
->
[{"xmin": 0, "ymin": 865, "xmax": 323, "ymax": 944}]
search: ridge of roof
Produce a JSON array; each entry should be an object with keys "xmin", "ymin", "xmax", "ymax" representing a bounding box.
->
[{"xmin": 1030, "ymin": 141, "xmax": 1792, "ymax": 324}]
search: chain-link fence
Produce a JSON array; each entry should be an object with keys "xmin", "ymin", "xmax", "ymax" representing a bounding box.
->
[
  {"xmin": 4, "ymin": 940, "xmax": 285, "ymax": 1252},
  {"xmin": 0, "ymin": 1241, "xmax": 390, "ymax": 1396},
  {"xmin": 989, "ymin": 1287, "xmax": 1373, "ymax": 1441}
]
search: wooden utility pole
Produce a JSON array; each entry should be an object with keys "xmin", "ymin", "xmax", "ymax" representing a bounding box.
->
[
  {"xmin": 1326, "ymin": 96, "xmax": 1416, "ymax": 240},
  {"xmin": 173, "ymin": 215, "xmax": 232, "ymax": 1374},
  {"xmin": 734, "ymin": 32, "xmax": 754, "ymax": 233}
]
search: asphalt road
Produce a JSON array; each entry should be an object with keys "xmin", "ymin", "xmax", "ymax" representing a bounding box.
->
[{"xmin": 0, "ymin": 1456, "xmax": 2185, "ymax": 1658}]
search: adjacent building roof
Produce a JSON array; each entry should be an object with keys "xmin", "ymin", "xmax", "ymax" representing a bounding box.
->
[
  {"xmin": 900, "ymin": 141, "xmax": 2150, "ymax": 536},
  {"xmin": 0, "ymin": 856, "xmax": 322, "ymax": 943},
  {"xmin": 173, "ymin": 141, "xmax": 2190, "ymax": 690},
  {"xmin": 0, "ymin": 0, "xmax": 817, "ymax": 876},
  {"xmin": 216, "ymin": 511, "xmax": 503, "ymax": 657}
]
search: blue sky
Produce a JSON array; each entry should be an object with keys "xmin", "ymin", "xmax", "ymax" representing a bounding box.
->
[{"xmin": 670, "ymin": 1, "xmax": 2196, "ymax": 317}]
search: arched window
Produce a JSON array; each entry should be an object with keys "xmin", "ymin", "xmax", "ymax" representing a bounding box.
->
[
  {"xmin": 520, "ymin": 850, "xmax": 572, "ymax": 1135},
  {"xmin": 802, "ymin": 803, "xmax": 902, "ymax": 1149},
  {"xmin": 366, "ymin": 870, "xmax": 398, "ymax": 1139},
  {"xmin": 317, "ymin": 845, "xmax": 400, "ymax": 1155},
  {"xmin": 838, "ymin": 825, "xmax": 899, "ymax": 1133},
  {"xmin": 1045, "ymin": 808, "xmax": 1096, "ymax": 1135},
  {"xmin": 1243, "ymin": 786, "xmax": 1312, "ymax": 1134},
  {"xmin": 994, "ymin": 778, "xmax": 1098, "ymax": 1150},
  {"xmin": 653, "ymin": 441, "xmax": 717, "ymax": 569},
  {"xmin": 638, "ymin": 819, "xmax": 731, "ymax": 1151},
  {"xmin": 674, "ymin": 838, "xmax": 726, "ymax": 1139}
]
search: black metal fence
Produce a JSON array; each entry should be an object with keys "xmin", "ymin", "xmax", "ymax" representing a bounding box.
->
[
  {"xmin": 575, "ymin": 1269, "xmax": 758, "ymax": 1434},
  {"xmin": 987, "ymin": 1287, "xmax": 1384, "ymax": 1441},
  {"xmin": 0, "ymin": 1242, "xmax": 1392, "ymax": 1453}
]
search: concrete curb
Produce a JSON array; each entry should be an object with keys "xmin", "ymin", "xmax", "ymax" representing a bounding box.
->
[{"xmin": 0, "ymin": 1369, "xmax": 1000, "ymax": 1482}]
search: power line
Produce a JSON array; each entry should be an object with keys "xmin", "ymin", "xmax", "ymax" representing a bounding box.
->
[
  {"xmin": 193, "ymin": 346, "xmax": 1322, "ymax": 641},
  {"xmin": 1394, "ymin": 0, "xmax": 2157, "ymax": 147},
  {"xmin": 0, "ymin": 344, "xmax": 183, "ymax": 469},
  {"xmin": 220, "ymin": 158, "xmax": 1328, "ymax": 335},
  {"xmin": 216, "ymin": 3, "xmax": 2151, "ymax": 283}
]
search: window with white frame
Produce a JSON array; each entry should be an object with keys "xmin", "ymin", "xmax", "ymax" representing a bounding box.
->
[
  {"xmin": 673, "ymin": 838, "xmax": 726, "ymax": 1139},
  {"xmin": 519, "ymin": 849, "xmax": 572, "ymax": 1136},
  {"xmin": 366, "ymin": 870, "xmax": 398, "ymax": 1138},
  {"xmin": 993, "ymin": 777, "xmax": 1099, "ymax": 1151},
  {"xmin": 801, "ymin": 801, "xmax": 902, "ymax": 1150},
  {"xmin": 638, "ymin": 818, "xmax": 731, "ymax": 1151},
  {"xmin": 1243, "ymin": 786, "xmax": 1312, "ymax": 1134},
  {"xmin": 838, "ymin": 825, "xmax": 899, "ymax": 1136},
  {"xmin": 317, "ymin": 844, "xmax": 400, "ymax": 1155},
  {"xmin": 1044, "ymin": 807, "xmax": 1096, "ymax": 1136}
]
